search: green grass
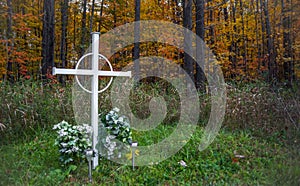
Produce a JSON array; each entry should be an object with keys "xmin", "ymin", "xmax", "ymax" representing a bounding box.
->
[
  {"xmin": 0, "ymin": 80, "xmax": 299, "ymax": 185},
  {"xmin": 0, "ymin": 130, "xmax": 63, "ymax": 185},
  {"xmin": 0, "ymin": 126, "xmax": 299, "ymax": 185}
]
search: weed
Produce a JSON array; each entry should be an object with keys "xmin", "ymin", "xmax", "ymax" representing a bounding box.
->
[
  {"xmin": 0, "ymin": 79, "xmax": 299, "ymax": 185},
  {"xmin": 0, "ymin": 79, "xmax": 74, "ymax": 144}
]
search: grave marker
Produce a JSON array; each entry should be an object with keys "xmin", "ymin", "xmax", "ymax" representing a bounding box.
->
[{"xmin": 53, "ymin": 32, "xmax": 131, "ymax": 168}]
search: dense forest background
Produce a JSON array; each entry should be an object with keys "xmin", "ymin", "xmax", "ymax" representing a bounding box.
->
[{"xmin": 0, "ymin": 0, "xmax": 299, "ymax": 86}]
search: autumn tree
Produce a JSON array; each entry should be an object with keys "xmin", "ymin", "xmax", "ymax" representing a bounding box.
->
[{"xmin": 0, "ymin": 0, "xmax": 298, "ymax": 84}]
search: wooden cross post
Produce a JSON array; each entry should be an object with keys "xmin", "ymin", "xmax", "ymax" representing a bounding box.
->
[{"xmin": 53, "ymin": 32, "xmax": 131, "ymax": 169}]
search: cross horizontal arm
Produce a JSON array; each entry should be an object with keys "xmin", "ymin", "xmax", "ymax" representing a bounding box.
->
[
  {"xmin": 100, "ymin": 70, "xmax": 131, "ymax": 77},
  {"xmin": 53, "ymin": 68, "xmax": 89, "ymax": 75},
  {"xmin": 52, "ymin": 67, "xmax": 131, "ymax": 77}
]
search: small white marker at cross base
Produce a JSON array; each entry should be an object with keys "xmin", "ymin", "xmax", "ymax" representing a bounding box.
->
[
  {"xmin": 52, "ymin": 32, "xmax": 131, "ymax": 170},
  {"xmin": 131, "ymin": 142, "xmax": 138, "ymax": 170}
]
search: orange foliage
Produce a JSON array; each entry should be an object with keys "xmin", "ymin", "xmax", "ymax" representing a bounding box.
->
[{"xmin": 0, "ymin": 0, "xmax": 298, "ymax": 82}]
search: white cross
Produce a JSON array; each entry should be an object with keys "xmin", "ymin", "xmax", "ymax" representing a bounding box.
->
[{"xmin": 53, "ymin": 32, "xmax": 131, "ymax": 169}]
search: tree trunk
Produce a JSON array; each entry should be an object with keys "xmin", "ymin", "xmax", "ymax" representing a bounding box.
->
[
  {"xmin": 259, "ymin": 0, "xmax": 266, "ymax": 68},
  {"xmin": 80, "ymin": 0, "xmax": 87, "ymax": 56},
  {"xmin": 41, "ymin": 0, "xmax": 55, "ymax": 80},
  {"xmin": 282, "ymin": 0, "xmax": 294, "ymax": 86},
  {"xmin": 89, "ymin": 0, "xmax": 95, "ymax": 33},
  {"xmin": 73, "ymin": 6, "xmax": 77, "ymax": 50},
  {"xmin": 172, "ymin": 0, "xmax": 180, "ymax": 24},
  {"xmin": 113, "ymin": 1, "xmax": 117, "ymax": 28},
  {"xmin": 5, "ymin": 0, "xmax": 13, "ymax": 82},
  {"xmin": 208, "ymin": 0, "xmax": 215, "ymax": 47},
  {"xmin": 133, "ymin": 0, "xmax": 140, "ymax": 81},
  {"xmin": 183, "ymin": 0, "xmax": 194, "ymax": 84},
  {"xmin": 262, "ymin": 0, "xmax": 276, "ymax": 83},
  {"xmin": 60, "ymin": 0, "xmax": 69, "ymax": 85},
  {"xmin": 229, "ymin": 0, "xmax": 237, "ymax": 78},
  {"xmin": 195, "ymin": 0, "xmax": 205, "ymax": 90},
  {"xmin": 255, "ymin": 0, "xmax": 261, "ymax": 75},
  {"xmin": 223, "ymin": 0, "xmax": 230, "ymax": 79},
  {"xmin": 239, "ymin": 0, "xmax": 247, "ymax": 75},
  {"xmin": 223, "ymin": 1, "xmax": 229, "ymax": 23},
  {"xmin": 98, "ymin": 0, "xmax": 104, "ymax": 32},
  {"xmin": 290, "ymin": 0, "xmax": 296, "ymax": 82}
]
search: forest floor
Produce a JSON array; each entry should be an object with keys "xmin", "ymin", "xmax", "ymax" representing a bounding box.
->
[{"xmin": 0, "ymin": 80, "xmax": 299, "ymax": 185}]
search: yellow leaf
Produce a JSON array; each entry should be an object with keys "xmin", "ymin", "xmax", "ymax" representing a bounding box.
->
[{"xmin": 126, "ymin": 149, "xmax": 140, "ymax": 160}]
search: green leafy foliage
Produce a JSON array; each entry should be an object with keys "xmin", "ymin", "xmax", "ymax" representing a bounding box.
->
[
  {"xmin": 99, "ymin": 108, "xmax": 132, "ymax": 159},
  {"xmin": 53, "ymin": 121, "xmax": 92, "ymax": 165},
  {"xmin": 100, "ymin": 108, "xmax": 132, "ymax": 145}
]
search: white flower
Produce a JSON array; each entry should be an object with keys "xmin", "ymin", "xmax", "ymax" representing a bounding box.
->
[
  {"xmin": 58, "ymin": 130, "xmax": 68, "ymax": 137},
  {"xmin": 118, "ymin": 117, "xmax": 124, "ymax": 122},
  {"xmin": 105, "ymin": 135, "xmax": 116, "ymax": 143},
  {"xmin": 178, "ymin": 160, "xmax": 187, "ymax": 167},
  {"xmin": 72, "ymin": 146, "xmax": 79, "ymax": 152},
  {"xmin": 113, "ymin": 107, "xmax": 120, "ymax": 112},
  {"xmin": 110, "ymin": 142, "xmax": 116, "ymax": 148},
  {"xmin": 105, "ymin": 136, "xmax": 111, "ymax": 143},
  {"xmin": 60, "ymin": 142, "xmax": 68, "ymax": 148},
  {"xmin": 59, "ymin": 148, "xmax": 66, "ymax": 153},
  {"xmin": 53, "ymin": 124, "xmax": 60, "ymax": 130},
  {"xmin": 84, "ymin": 124, "xmax": 93, "ymax": 134}
]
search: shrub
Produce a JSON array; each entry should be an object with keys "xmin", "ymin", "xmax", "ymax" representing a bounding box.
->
[
  {"xmin": 53, "ymin": 121, "xmax": 92, "ymax": 165},
  {"xmin": 98, "ymin": 108, "xmax": 132, "ymax": 159}
]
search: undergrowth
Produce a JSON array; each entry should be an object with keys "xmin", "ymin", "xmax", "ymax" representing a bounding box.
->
[
  {"xmin": 0, "ymin": 80, "xmax": 74, "ymax": 144},
  {"xmin": 0, "ymin": 79, "xmax": 299, "ymax": 185}
]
